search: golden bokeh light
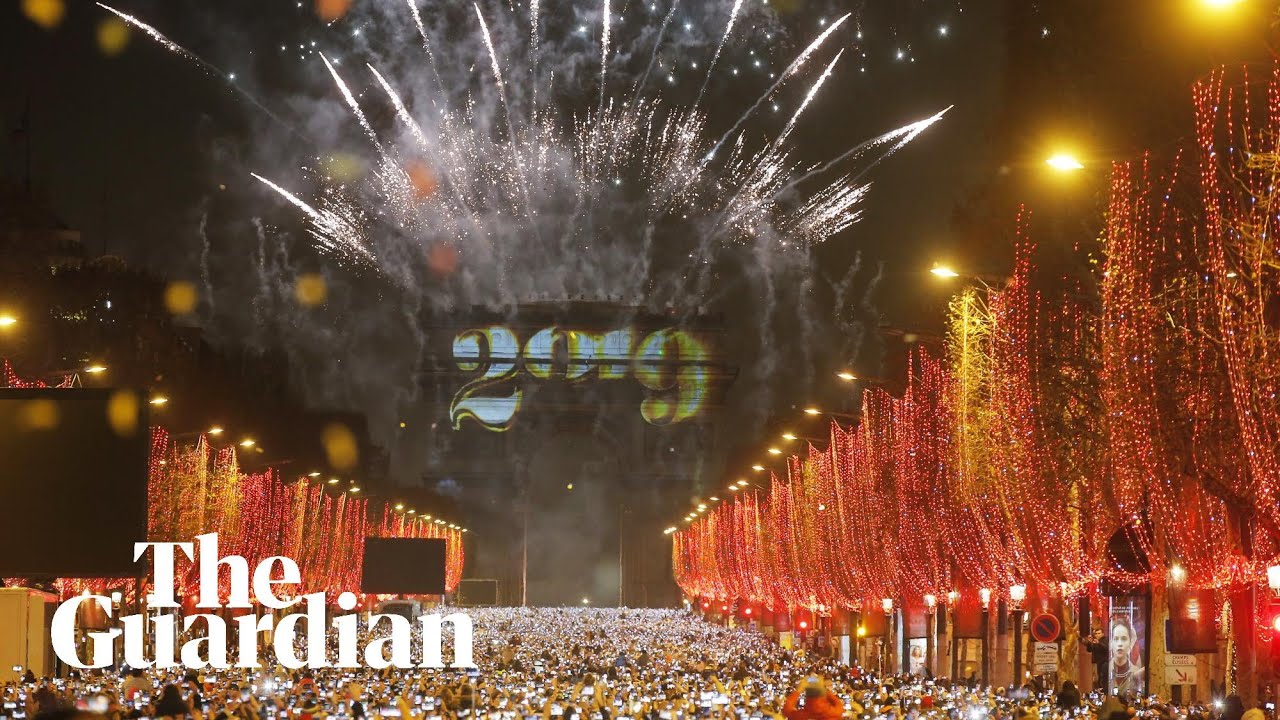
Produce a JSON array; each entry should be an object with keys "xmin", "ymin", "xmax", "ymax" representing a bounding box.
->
[
  {"xmin": 97, "ymin": 17, "xmax": 131, "ymax": 56},
  {"xmin": 322, "ymin": 422, "xmax": 359, "ymax": 471},
  {"xmin": 19, "ymin": 399, "xmax": 59, "ymax": 432},
  {"xmin": 107, "ymin": 391, "xmax": 140, "ymax": 437},
  {"xmin": 405, "ymin": 161, "xmax": 440, "ymax": 200},
  {"xmin": 426, "ymin": 242, "xmax": 459, "ymax": 276},
  {"xmin": 315, "ymin": 0, "xmax": 353, "ymax": 22},
  {"xmin": 295, "ymin": 274, "xmax": 328, "ymax": 307},
  {"xmin": 22, "ymin": 0, "xmax": 65, "ymax": 29},
  {"xmin": 164, "ymin": 281, "xmax": 199, "ymax": 316}
]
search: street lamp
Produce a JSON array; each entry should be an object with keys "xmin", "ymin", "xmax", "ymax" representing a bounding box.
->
[
  {"xmin": 766, "ymin": 447, "xmax": 782, "ymax": 455},
  {"xmin": 208, "ymin": 426, "xmax": 224, "ymax": 436},
  {"xmin": 84, "ymin": 365, "xmax": 107, "ymax": 374},
  {"xmin": 1009, "ymin": 584, "xmax": 1027, "ymax": 605},
  {"xmin": 1046, "ymin": 153, "xmax": 1085, "ymax": 172},
  {"xmin": 239, "ymin": 438, "xmax": 256, "ymax": 448},
  {"xmin": 930, "ymin": 264, "xmax": 961, "ymax": 279},
  {"xmin": 751, "ymin": 464, "xmax": 765, "ymax": 471},
  {"xmin": 149, "ymin": 396, "xmax": 169, "ymax": 406},
  {"xmin": 0, "ymin": 315, "xmax": 16, "ymax": 329}
]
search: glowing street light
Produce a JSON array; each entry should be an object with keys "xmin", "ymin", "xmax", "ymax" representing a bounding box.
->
[
  {"xmin": 1046, "ymin": 153, "xmax": 1085, "ymax": 172},
  {"xmin": 349, "ymin": 486, "xmax": 361, "ymax": 493},
  {"xmin": 0, "ymin": 315, "xmax": 17, "ymax": 328},
  {"xmin": 930, "ymin": 264, "xmax": 960, "ymax": 279},
  {"xmin": 84, "ymin": 365, "xmax": 108, "ymax": 374},
  {"xmin": 782, "ymin": 432, "xmax": 798, "ymax": 441},
  {"xmin": 803, "ymin": 407, "xmax": 822, "ymax": 415},
  {"xmin": 328, "ymin": 477, "xmax": 340, "ymax": 484},
  {"xmin": 239, "ymin": 438, "xmax": 256, "ymax": 448},
  {"xmin": 149, "ymin": 396, "xmax": 169, "ymax": 406},
  {"xmin": 208, "ymin": 426, "xmax": 224, "ymax": 436},
  {"xmin": 751, "ymin": 464, "xmax": 765, "ymax": 471},
  {"xmin": 766, "ymin": 447, "xmax": 782, "ymax": 455},
  {"xmin": 836, "ymin": 371, "xmax": 858, "ymax": 381},
  {"xmin": 308, "ymin": 472, "xmax": 321, "ymax": 478}
]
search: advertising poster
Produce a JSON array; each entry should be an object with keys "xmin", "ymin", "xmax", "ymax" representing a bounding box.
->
[
  {"xmin": 908, "ymin": 638, "xmax": 928, "ymax": 676},
  {"xmin": 1108, "ymin": 597, "xmax": 1148, "ymax": 697}
]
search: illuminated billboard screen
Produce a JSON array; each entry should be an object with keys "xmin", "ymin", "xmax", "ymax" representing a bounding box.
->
[{"xmin": 449, "ymin": 324, "xmax": 717, "ymax": 432}]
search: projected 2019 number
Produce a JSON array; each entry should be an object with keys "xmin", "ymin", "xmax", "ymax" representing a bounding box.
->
[{"xmin": 450, "ymin": 326, "xmax": 712, "ymax": 431}]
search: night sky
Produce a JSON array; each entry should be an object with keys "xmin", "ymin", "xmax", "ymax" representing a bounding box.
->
[{"xmin": 1, "ymin": 0, "xmax": 1272, "ymax": 488}]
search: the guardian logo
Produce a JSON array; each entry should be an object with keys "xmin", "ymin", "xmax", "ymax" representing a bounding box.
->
[{"xmin": 52, "ymin": 533, "xmax": 475, "ymax": 670}]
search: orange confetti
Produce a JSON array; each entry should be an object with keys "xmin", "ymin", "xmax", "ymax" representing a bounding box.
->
[
  {"xmin": 295, "ymin": 274, "xmax": 328, "ymax": 307},
  {"xmin": 315, "ymin": 0, "xmax": 353, "ymax": 22},
  {"xmin": 22, "ymin": 0, "xmax": 65, "ymax": 29},
  {"xmin": 164, "ymin": 281, "xmax": 199, "ymax": 316},
  {"xmin": 406, "ymin": 161, "xmax": 440, "ymax": 200},
  {"xmin": 97, "ymin": 17, "xmax": 131, "ymax": 56},
  {"xmin": 426, "ymin": 242, "xmax": 459, "ymax": 276}
]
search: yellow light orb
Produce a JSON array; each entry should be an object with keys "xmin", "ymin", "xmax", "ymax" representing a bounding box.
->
[{"xmin": 97, "ymin": 17, "xmax": 131, "ymax": 56}]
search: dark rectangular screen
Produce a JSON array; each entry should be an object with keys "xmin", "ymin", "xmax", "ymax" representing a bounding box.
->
[
  {"xmin": 361, "ymin": 537, "xmax": 446, "ymax": 595},
  {"xmin": 0, "ymin": 389, "xmax": 148, "ymax": 577},
  {"xmin": 458, "ymin": 578, "xmax": 498, "ymax": 606}
]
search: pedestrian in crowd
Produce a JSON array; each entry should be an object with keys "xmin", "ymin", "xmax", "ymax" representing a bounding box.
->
[
  {"xmin": 1056, "ymin": 680, "xmax": 1081, "ymax": 710},
  {"xmin": 1219, "ymin": 695, "xmax": 1245, "ymax": 720},
  {"xmin": 121, "ymin": 668, "xmax": 152, "ymax": 702},
  {"xmin": 1082, "ymin": 629, "xmax": 1109, "ymax": 690},
  {"xmin": 781, "ymin": 676, "xmax": 842, "ymax": 720},
  {"xmin": 1241, "ymin": 707, "xmax": 1266, "ymax": 720},
  {"xmin": 154, "ymin": 683, "xmax": 199, "ymax": 720}
]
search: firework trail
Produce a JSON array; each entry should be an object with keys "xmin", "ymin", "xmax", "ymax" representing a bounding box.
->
[
  {"xmin": 98, "ymin": 3, "xmax": 298, "ymax": 135},
  {"xmin": 632, "ymin": 0, "xmax": 681, "ymax": 103},
  {"xmin": 321, "ymin": 55, "xmax": 386, "ymax": 158},
  {"xmin": 599, "ymin": 0, "xmax": 611, "ymax": 111},
  {"xmin": 708, "ymin": 12, "xmax": 851, "ymax": 159},
  {"xmin": 694, "ymin": 0, "xmax": 746, "ymax": 107}
]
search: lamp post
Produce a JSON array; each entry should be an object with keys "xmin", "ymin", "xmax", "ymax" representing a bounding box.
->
[
  {"xmin": 924, "ymin": 594, "xmax": 938, "ymax": 677},
  {"xmin": 1010, "ymin": 584, "xmax": 1027, "ymax": 685},
  {"xmin": 882, "ymin": 598, "xmax": 895, "ymax": 675},
  {"xmin": 980, "ymin": 588, "xmax": 992, "ymax": 686}
]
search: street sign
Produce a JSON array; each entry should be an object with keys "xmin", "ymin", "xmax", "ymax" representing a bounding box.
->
[
  {"xmin": 1030, "ymin": 613, "xmax": 1061, "ymax": 642},
  {"xmin": 1165, "ymin": 655, "xmax": 1198, "ymax": 685},
  {"xmin": 1033, "ymin": 642, "xmax": 1059, "ymax": 673}
]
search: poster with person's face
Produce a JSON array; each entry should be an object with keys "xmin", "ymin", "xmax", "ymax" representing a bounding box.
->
[
  {"xmin": 908, "ymin": 638, "xmax": 927, "ymax": 676},
  {"xmin": 1108, "ymin": 597, "xmax": 1147, "ymax": 697}
]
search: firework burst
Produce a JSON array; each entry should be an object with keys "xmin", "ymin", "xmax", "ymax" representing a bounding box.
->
[{"xmin": 101, "ymin": 0, "xmax": 946, "ymax": 309}]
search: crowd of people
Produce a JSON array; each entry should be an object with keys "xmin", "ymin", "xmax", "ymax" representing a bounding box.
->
[{"xmin": 1, "ymin": 608, "xmax": 1264, "ymax": 720}]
